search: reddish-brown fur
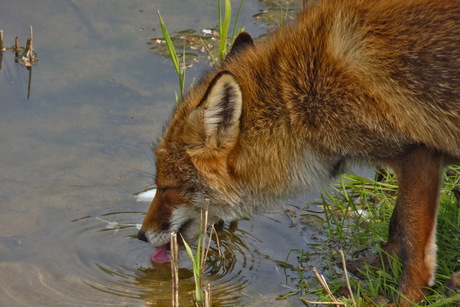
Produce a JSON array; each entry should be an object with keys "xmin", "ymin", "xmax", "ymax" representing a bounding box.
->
[{"xmin": 139, "ymin": 0, "xmax": 460, "ymax": 304}]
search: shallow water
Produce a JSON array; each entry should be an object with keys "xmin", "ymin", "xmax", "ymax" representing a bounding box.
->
[{"xmin": 0, "ymin": 0, "xmax": 332, "ymax": 306}]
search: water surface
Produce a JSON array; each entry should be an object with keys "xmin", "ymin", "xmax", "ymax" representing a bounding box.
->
[{"xmin": 0, "ymin": 1, "xmax": 329, "ymax": 306}]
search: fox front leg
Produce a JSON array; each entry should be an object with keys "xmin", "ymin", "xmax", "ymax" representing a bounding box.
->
[{"xmin": 385, "ymin": 145, "xmax": 442, "ymax": 305}]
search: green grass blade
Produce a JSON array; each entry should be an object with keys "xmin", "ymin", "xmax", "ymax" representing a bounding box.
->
[
  {"xmin": 157, "ymin": 10, "xmax": 180, "ymax": 76},
  {"xmin": 181, "ymin": 235, "xmax": 196, "ymax": 268},
  {"xmin": 157, "ymin": 10, "xmax": 185, "ymax": 100},
  {"xmin": 218, "ymin": 0, "xmax": 232, "ymax": 59},
  {"xmin": 231, "ymin": 0, "xmax": 245, "ymax": 44},
  {"xmin": 180, "ymin": 45, "xmax": 186, "ymax": 99},
  {"xmin": 218, "ymin": 0, "xmax": 222, "ymax": 37},
  {"xmin": 181, "ymin": 234, "xmax": 203, "ymax": 302}
]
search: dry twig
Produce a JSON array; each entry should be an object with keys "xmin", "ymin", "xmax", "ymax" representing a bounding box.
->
[
  {"xmin": 312, "ymin": 267, "xmax": 340, "ymax": 303},
  {"xmin": 0, "ymin": 30, "xmax": 3, "ymax": 51},
  {"xmin": 301, "ymin": 298, "xmax": 346, "ymax": 305},
  {"xmin": 203, "ymin": 283, "xmax": 212, "ymax": 307},
  {"xmin": 170, "ymin": 232, "xmax": 179, "ymax": 307},
  {"xmin": 339, "ymin": 249, "xmax": 356, "ymax": 306},
  {"xmin": 302, "ymin": 267, "xmax": 346, "ymax": 306}
]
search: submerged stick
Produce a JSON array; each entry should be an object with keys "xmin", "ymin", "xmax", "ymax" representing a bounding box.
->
[{"xmin": 170, "ymin": 232, "xmax": 179, "ymax": 307}]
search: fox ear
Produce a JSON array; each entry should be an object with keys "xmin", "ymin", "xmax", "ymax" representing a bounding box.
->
[
  {"xmin": 226, "ymin": 32, "xmax": 254, "ymax": 58},
  {"xmin": 201, "ymin": 71, "xmax": 242, "ymax": 150}
]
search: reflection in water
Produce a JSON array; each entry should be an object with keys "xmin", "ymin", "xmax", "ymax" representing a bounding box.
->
[
  {"xmin": 25, "ymin": 66, "xmax": 32, "ymax": 99},
  {"xmin": 70, "ymin": 213, "xmax": 261, "ymax": 306}
]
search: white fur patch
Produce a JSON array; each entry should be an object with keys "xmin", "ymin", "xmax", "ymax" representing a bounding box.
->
[
  {"xmin": 144, "ymin": 205, "xmax": 201, "ymax": 247},
  {"xmin": 145, "ymin": 229, "xmax": 170, "ymax": 248},
  {"xmin": 135, "ymin": 188, "xmax": 156, "ymax": 202},
  {"xmin": 290, "ymin": 147, "xmax": 338, "ymax": 192},
  {"xmin": 169, "ymin": 206, "xmax": 197, "ymax": 233},
  {"xmin": 425, "ymin": 221, "xmax": 438, "ymax": 286}
]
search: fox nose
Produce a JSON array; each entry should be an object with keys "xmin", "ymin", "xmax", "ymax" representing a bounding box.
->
[{"xmin": 137, "ymin": 229, "xmax": 148, "ymax": 242}]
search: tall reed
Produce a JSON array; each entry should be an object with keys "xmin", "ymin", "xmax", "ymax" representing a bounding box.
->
[{"xmin": 157, "ymin": 10, "xmax": 186, "ymax": 102}]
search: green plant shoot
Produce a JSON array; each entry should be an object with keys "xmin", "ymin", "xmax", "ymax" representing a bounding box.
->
[
  {"xmin": 218, "ymin": 0, "xmax": 232, "ymax": 60},
  {"xmin": 157, "ymin": 9, "xmax": 186, "ymax": 101},
  {"xmin": 182, "ymin": 233, "xmax": 204, "ymax": 302}
]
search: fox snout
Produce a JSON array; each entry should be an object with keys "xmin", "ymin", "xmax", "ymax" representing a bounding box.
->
[
  {"xmin": 137, "ymin": 229, "xmax": 148, "ymax": 243},
  {"xmin": 138, "ymin": 187, "xmax": 206, "ymax": 262}
]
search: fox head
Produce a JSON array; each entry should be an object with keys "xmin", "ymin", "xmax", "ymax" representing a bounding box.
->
[{"xmin": 138, "ymin": 33, "xmax": 256, "ymax": 262}]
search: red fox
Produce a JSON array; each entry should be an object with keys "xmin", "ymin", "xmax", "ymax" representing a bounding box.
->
[{"xmin": 138, "ymin": 0, "xmax": 460, "ymax": 304}]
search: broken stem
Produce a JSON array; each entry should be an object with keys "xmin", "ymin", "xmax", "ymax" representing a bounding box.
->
[
  {"xmin": 312, "ymin": 267, "xmax": 340, "ymax": 303},
  {"xmin": 29, "ymin": 26, "xmax": 33, "ymax": 55},
  {"xmin": 339, "ymin": 249, "xmax": 356, "ymax": 307},
  {"xmin": 301, "ymin": 298, "xmax": 346, "ymax": 306},
  {"xmin": 170, "ymin": 232, "xmax": 179, "ymax": 307},
  {"xmin": 203, "ymin": 283, "xmax": 212, "ymax": 307},
  {"xmin": 22, "ymin": 38, "xmax": 31, "ymax": 59},
  {"xmin": 14, "ymin": 36, "xmax": 19, "ymax": 59}
]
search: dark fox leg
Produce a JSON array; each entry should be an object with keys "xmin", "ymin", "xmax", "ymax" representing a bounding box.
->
[{"xmin": 385, "ymin": 146, "xmax": 442, "ymax": 305}]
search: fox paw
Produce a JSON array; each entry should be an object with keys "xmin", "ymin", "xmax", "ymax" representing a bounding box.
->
[
  {"xmin": 445, "ymin": 271, "xmax": 460, "ymax": 297},
  {"xmin": 345, "ymin": 254, "xmax": 382, "ymax": 279}
]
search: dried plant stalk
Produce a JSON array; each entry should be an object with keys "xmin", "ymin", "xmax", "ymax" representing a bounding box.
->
[
  {"xmin": 312, "ymin": 267, "xmax": 340, "ymax": 303},
  {"xmin": 29, "ymin": 25, "xmax": 33, "ymax": 56},
  {"xmin": 339, "ymin": 249, "xmax": 356, "ymax": 307},
  {"xmin": 170, "ymin": 232, "xmax": 179, "ymax": 307},
  {"xmin": 301, "ymin": 298, "xmax": 346, "ymax": 305},
  {"xmin": 22, "ymin": 38, "xmax": 31, "ymax": 58},
  {"xmin": 203, "ymin": 283, "xmax": 212, "ymax": 307},
  {"xmin": 201, "ymin": 199, "xmax": 210, "ymax": 272}
]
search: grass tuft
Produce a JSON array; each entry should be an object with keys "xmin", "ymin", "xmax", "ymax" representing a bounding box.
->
[{"xmin": 293, "ymin": 166, "xmax": 460, "ymax": 305}]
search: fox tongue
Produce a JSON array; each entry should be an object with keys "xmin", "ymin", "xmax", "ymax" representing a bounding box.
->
[{"xmin": 152, "ymin": 244, "xmax": 171, "ymax": 263}]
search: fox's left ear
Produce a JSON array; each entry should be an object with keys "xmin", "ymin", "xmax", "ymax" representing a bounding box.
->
[
  {"xmin": 201, "ymin": 71, "xmax": 243, "ymax": 150},
  {"xmin": 186, "ymin": 71, "xmax": 242, "ymax": 197},
  {"xmin": 226, "ymin": 32, "xmax": 254, "ymax": 58}
]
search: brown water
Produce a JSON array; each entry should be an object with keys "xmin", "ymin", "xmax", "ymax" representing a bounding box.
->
[{"xmin": 0, "ymin": 1, "xmax": 331, "ymax": 306}]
